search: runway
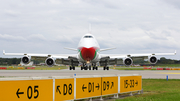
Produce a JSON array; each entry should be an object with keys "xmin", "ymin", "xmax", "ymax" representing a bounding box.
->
[{"xmin": 0, "ymin": 67, "xmax": 180, "ymax": 79}]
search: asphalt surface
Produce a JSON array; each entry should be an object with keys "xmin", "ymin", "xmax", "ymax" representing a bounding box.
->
[{"xmin": 0, "ymin": 67, "xmax": 180, "ymax": 79}]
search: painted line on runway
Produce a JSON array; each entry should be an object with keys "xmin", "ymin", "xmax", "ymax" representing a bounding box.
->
[{"xmin": 158, "ymin": 73, "xmax": 180, "ymax": 74}]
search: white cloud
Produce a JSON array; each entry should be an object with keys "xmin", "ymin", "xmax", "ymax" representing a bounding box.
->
[
  {"xmin": 0, "ymin": 0, "xmax": 179, "ymax": 59},
  {"xmin": 163, "ymin": 0, "xmax": 180, "ymax": 9},
  {"xmin": 0, "ymin": 34, "xmax": 27, "ymax": 41},
  {"xmin": 49, "ymin": 0, "xmax": 62, "ymax": 4},
  {"xmin": 4, "ymin": 9, "xmax": 21, "ymax": 17},
  {"xmin": 28, "ymin": 34, "xmax": 47, "ymax": 41}
]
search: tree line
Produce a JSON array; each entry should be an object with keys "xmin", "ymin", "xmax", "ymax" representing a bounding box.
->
[
  {"xmin": 0, "ymin": 58, "xmax": 42, "ymax": 65},
  {"xmin": 0, "ymin": 57, "xmax": 180, "ymax": 65},
  {"xmin": 133, "ymin": 57, "xmax": 180, "ymax": 64}
]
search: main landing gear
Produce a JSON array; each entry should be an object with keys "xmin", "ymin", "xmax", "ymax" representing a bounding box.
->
[
  {"xmin": 103, "ymin": 66, "xmax": 109, "ymax": 70},
  {"xmin": 92, "ymin": 66, "xmax": 98, "ymax": 70},
  {"xmin": 69, "ymin": 66, "xmax": 75, "ymax": 70},
  {"xmin": 81, "ymin": 66, "xmax": 98, "ymax": 70}
]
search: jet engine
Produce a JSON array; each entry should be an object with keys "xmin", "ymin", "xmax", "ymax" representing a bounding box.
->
[
  {"xmin": 123, "ymin": 57, "xmax": 133, "ymax": 66},
  {"xmin": 149, "ymin": 56, "xmax": 157, "ymax": 64},
  {"xmin": 45, "ymin": 57, "xmax": 55, "ymax": 67},
  {"xmin": 21, "ymin": 56, "xmax": 31, "ymax": 64}
]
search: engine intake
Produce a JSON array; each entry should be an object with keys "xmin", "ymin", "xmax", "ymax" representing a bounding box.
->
[
  {"xmin": 149, "ymin": 56, "xmax": 157, "ymax": 64},
  {"xmin": 45, "ymin": 57, "xmax": 55, "ymax": 67},
  {"xmin": 21, "ymin": 56, "xmax": 31, "ymax": 64},
  {"xmin": 123, "ymin": 58, "xmax": 133, "ymax": 66}
]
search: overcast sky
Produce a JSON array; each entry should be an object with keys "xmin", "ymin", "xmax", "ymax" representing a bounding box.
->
[{"xmin": 0, "ymin": 0, "xmax": 179, "ymax": 59}]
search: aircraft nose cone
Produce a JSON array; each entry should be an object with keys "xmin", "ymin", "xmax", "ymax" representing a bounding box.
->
[{"xmin": 81, "ymin": 47, "xmax": 96, "ymax": 61}]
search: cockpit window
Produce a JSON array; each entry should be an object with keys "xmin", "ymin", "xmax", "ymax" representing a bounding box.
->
[{"xmin": 84, "ymin": 36, "xmax": 93, "ymax": 38}]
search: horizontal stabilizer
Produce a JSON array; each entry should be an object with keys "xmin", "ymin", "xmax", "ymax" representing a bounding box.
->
[
  {"xmin": 175, "ymin": 50, "xmax": 177, "ymax": 55},
  {"xmin": 64, "ymin": 47, "xmax": 77, "ymax": 51},
  {"xmin": 100, "ymin": 47, "xmax": 116, "ymax": 52},
  {"xmin": 3, "ymin": 50, "xmax": 5, "ymax": 55}
]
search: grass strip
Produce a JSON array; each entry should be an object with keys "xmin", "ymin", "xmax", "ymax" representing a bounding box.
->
[
  {"xmin": 116, "ymin": 79, "xmax": 180, "ymax": 101},
  {"xmin": 111, "ymin": 67, "xmax": 156, "ymax": 70},
  {"xmin": 0, "ymin": 66, "xmax": 68, "ymax": 70}
]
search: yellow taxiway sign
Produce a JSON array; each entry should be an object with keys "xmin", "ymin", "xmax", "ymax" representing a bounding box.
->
[
  {"xmin": 55, "ymin": 78, "xmax": 74, "ymax": 101},
  {"xmin": 76, "ymin": 77, "xmax": 101, "ymax": 99},
  {"xmin": 101, "ymin": 76, "xmax": 118, "ymax": 95},
  {"xmin": 0, "ymin": 79, "xmax": 53, "ymax": 101},
  {"xmin": 120, "ymin": 76, "xmax": 142, "ymax": 93}
]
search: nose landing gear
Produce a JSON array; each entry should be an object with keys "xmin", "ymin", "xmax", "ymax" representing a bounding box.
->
[{"xmin": 81, "ymin": 63, "xmax": 98, "ymax": 70}]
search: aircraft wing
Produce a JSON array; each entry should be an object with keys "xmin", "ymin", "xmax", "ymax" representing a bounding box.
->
[
  {"xmin": 99, "ymin": 50, "xmax": 176, "ymax": 66},
  {"xmin": 101, "ymin": 50, "xmax": 176, "ymax": 59},
  {"xmin": 3, "ymin": 50, "xmax": 78, "ymax": 66},
  {"xmin": 3, "ymin": 50, "xmax": 77, "ymax": 58}
]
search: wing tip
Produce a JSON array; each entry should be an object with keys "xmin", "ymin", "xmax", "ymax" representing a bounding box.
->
[
  {"xmin": 175, "ymin": 50, "xmax": 177, "ymax": 55},
  {"xmin": 3, "ymin": 50, "xmax": 5, "ymax": 55}
]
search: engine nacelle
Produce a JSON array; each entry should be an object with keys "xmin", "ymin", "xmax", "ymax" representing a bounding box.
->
[
  {"xmin": 149, "ymin": 56, "xmax": 157, "ymax": 64},
  {"xmin": 21, "ymin": 56, "xmax": 31, "ymax": 64},
  {"xmin": 45, "ymin": 57, "xmax": 55, "ymax": 67},
  {"xmin": 123, "ymin": 57, "xmax": 133, "ymax": 66}
]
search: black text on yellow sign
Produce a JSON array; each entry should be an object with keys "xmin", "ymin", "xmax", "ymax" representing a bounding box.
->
[
  {"xmin": 102, "ymin": 76, "xmax": 118, "ymax": 95},
  {"xmin": 76, "ymin": 77, "xmax": 101, "ymax": 99},
  {"xmin": 120, "ymin": 76, "xmax": 142, "ymax": 93},
  {"xmin": 0, "ymin": 79, "xmax": 53, "ymax": 101},
  {"xmin": 16, "ymin": 85, "xmax": 39, "ymax": 99},
  {"xmin": 55, "ymin": 78, "xmax": 74, "ymax": 101}
]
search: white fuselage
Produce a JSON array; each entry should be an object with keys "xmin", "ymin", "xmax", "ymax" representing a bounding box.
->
[{"xmin": 77, "ymin": 34, "xmax": 101, "ymax": 63}]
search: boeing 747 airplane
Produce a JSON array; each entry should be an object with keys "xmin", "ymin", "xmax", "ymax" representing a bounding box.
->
[{"xmin": 3, "ymin": 29, "xmax": 176, "ymax": 70}]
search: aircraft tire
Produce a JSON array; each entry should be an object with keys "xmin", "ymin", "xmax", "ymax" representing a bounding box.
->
[
  {"xmin": 103, "ymin": 67, "xmax": 106, "ymax": 70},
  {"xmin": 69, "ymin": 66, "xmax": 72, "ymax": 70},
  {"xmin": 85, "ymin": 66, "xmax": 88, "ymax": 70},
  {"xmin": 96, "ymin": 67, "xmax": 98, "ymax": 70},
  {"xmin": 81, "ymin": 66, "xmax": 83, "ymax": 70},
  {"xmin": 73, "ymin": 66, "xmax": 75, "ymax": 70},
  {"xmin": 107, "ymin": 67, "xmax": 109, "ymax": 70},
  {"xmin": 89, "ymin": 66, "xmax": 91, "ymax": 70}
]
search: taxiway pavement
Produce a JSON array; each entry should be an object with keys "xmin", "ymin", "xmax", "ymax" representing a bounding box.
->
[{"xmin": 0, "ymin": 67, "xmax": 180, "ymax": 79}]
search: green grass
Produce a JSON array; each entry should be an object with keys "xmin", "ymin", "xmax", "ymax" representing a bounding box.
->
[
  {"xmin": 111, "ymin": 67, "xmax": 156, "ymax": 70},
  {"xmin": 0, "ymin": 66, "xmax": 68, "ymax": 70},
  {"xmin": 116, "ymin": 79, "xmax": 180, "ymax": 101},
  {"xmin": 156, "ymin": 64, "xmax": 180, "ymax": 67},
  {"xmin": 111, "ymin": 64, "xmax": 180, "ymax": 70}
]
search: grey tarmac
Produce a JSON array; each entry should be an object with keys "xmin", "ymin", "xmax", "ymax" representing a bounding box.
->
[{"xmin": 0, "ymin": 67, "xmax": 180, "ymax": 79}]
